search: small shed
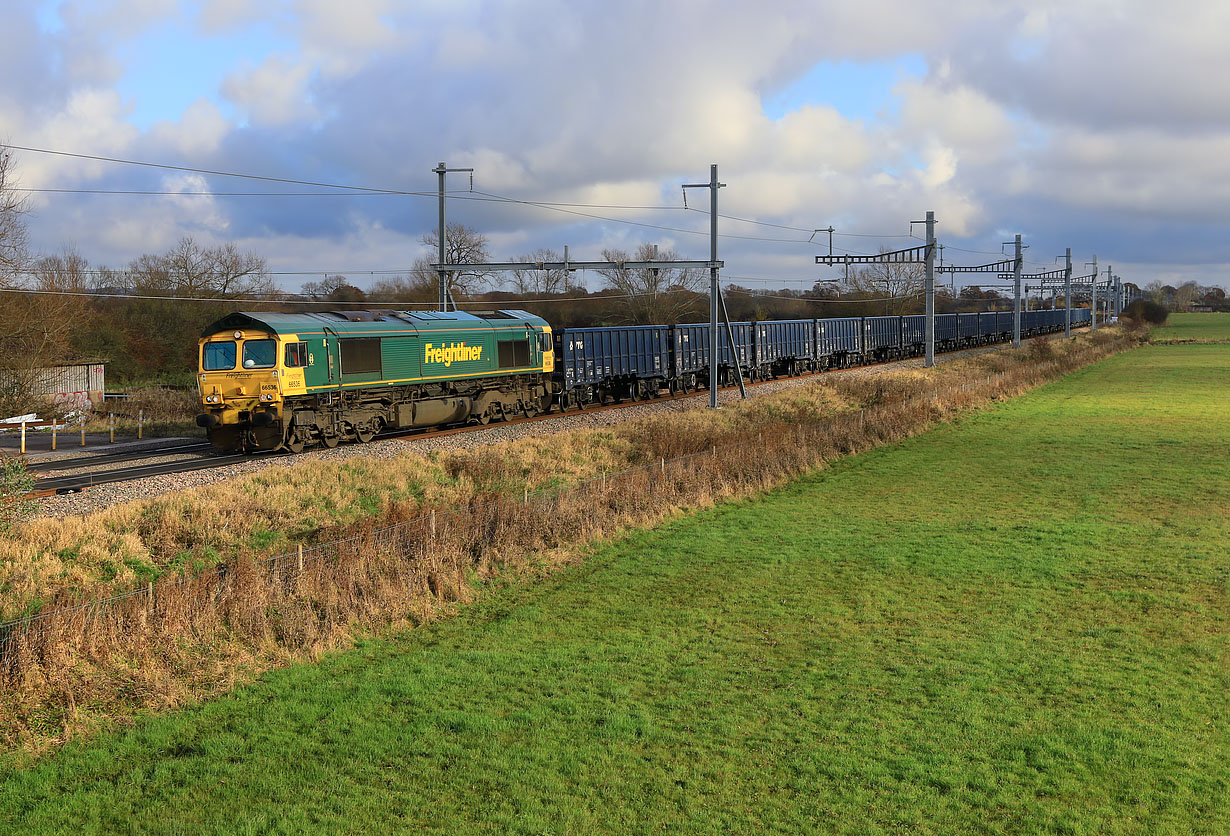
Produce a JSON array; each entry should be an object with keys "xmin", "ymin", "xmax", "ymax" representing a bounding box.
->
[{"xmin": 34, "ymin": 360, "xmax": 106, "ymax": 414}]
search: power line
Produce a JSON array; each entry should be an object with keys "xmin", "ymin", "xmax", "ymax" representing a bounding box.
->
[
  {"xmin": 0, "ymin": 283, "xmax": 932, "ymax": 307},
  {"xmin": 7, "ymin": 144, "xmax": 910, "ymax": 253},
  {"xmin": 7, "ymin": 143, "xmax": 1081, "ymax": 274},
  {"xmin": 13, "ymin": 188, "xmax": 408, "ymax": 197},
  {"xmin": 2, "ymin": 143, "xmax": 411, "ymax": 194},
  {"xmin": 724, "ymin": 286, "xmax": 925, "ymax": 303}
]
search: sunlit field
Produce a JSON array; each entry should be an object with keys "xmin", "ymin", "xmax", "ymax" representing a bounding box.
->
[{"xmin": 2, "ymin": 337, "xmax": 1225, "ymax": 834}]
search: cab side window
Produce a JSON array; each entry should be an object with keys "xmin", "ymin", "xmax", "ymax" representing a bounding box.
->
[{"xmin": 284, "ymin": 341, "xmax": 308, "ymax": 368}]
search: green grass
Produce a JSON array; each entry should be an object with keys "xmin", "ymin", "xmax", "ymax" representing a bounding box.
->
[
  {"xmin": 1, "ymin": 344, "xmax": 1227, "ymax": 835},
  {"xmin": 1153, "ymin": 311, "xmax": 1230, "ymax": 342}
]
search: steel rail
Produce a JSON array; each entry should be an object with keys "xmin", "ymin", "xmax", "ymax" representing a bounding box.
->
[{"xmin": 26, "ymin": 324, "xmax": 1088, "ymax": 498}]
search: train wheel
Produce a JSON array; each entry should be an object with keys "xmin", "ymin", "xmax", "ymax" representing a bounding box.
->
[
  {"xmin": 286, "ymin": 436, "xmax": 305, "ymax": 454},
  {"xmin": 355, "ymin": 424, "xmax": 375, "ymax": 443},
  {"xmin": 321, "ymin": 432, "xmax": 340, "ymax": 449}
]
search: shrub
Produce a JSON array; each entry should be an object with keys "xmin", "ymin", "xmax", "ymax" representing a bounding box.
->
[
  {"xmin": 0, "ymin": 454, "xmax": 34, "ymax": 533},
  {"xmin": 1123, "ymin": 298, "xmax": 1168, "ymax": 325}
]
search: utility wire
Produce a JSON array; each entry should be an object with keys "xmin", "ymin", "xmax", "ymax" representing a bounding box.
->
[
  {"xmin": 2, "ymin": 143, "xmax": 413, "ymax": 194},
  {"xmin": 0, "ymin": 284, "xmax": 930, "ymax": 306},
  {"xmin": 13, "ymin": 188, "xmax": 405, "ymax": 197},
  {"xmin": 725, "ymin": 287, "xmax": 925, "ymax": 303},
  {"xmin": 10, "ymin": 144, "xmax": 1035, "ymax": 264},
  {"xmin": 8, "ymin": 144, "xmax": 910, "ymax": 252}
]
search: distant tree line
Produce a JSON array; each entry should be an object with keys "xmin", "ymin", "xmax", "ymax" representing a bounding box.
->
[
  {"xmin": 1143, "ymin": 280, "xmax": 1227, "ymax": 312},
  {"xmin": 4, "ymin": 151, "xmax": 1138, "ymax": 413}
]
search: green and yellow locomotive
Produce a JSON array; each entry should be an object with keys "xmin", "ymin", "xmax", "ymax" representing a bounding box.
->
[{"xmin": 196, "ymin": 309, "xmax": 554, "ymax": 452}]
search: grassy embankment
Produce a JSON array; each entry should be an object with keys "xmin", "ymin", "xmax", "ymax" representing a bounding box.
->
[
  {"xmin": 1, "ymin": 331, "xmax": 1225, "ymax": 832},
  {"xmin": 0, "ymin": 328, "xmax": 1144, "ymax": 749}
]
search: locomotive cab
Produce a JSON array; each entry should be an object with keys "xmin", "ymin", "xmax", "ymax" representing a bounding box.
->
[{"xmin": 197, "ymin": 325, "xmax": 289, "ymax": 451}]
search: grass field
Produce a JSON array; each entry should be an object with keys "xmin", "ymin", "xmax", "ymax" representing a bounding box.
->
[
  {"xmin": 1152, "ymin": 311, "xmax": 1230, "ymax": 342},
  {"xmin": 1, "ymin": 342, "xmax": 1226, "ymax": 834}
]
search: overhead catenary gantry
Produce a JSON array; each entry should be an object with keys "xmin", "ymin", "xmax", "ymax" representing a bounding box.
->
[
  {"xmin": 431, "ymin": 163, "xmax": 1125, "ymax": 396},
  {"xmin": 816, "ymin": 212, "xmax": 938, "ymax": 366},
  {"xmin": 431, "ymin": 162, "xmax": 742, "ymax": 409},
  {"xmin": 938, "ymin": 240, "xmax": 1023, "ymax": 347}
]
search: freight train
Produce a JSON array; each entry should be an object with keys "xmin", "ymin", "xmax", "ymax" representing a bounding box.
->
[{"xmin": 196, "ymin": 307, "xmax": 1091, "ymax": 452}]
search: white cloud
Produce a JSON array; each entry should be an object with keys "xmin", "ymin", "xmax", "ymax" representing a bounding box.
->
[
  {"xmin": 221, "ymin": 54, "xmax": 316, "ymax": 126},
  {"xmin": 148, "ymin": 98, "xmax": 230, "ymax": 156},
  {"xmin": 6, "ymin": 0, "xmax": 1230, "ymax": 289}
]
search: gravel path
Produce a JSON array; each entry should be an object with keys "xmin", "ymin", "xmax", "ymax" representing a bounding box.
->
[{"xmin": 35, "ymin": 333, "xmax": 1074, "ymax": 519}]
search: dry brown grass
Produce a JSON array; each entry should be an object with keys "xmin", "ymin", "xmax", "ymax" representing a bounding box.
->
[
  {"xmin": 0, "ymin": 327, "xmax": 1146, "ymax": 751},
  {"xmin": 74, "ymin": 387, "xmax": 199, "ymax": 437}
]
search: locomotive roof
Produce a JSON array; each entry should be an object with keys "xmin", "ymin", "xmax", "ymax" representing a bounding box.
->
[{"xmin": 201, "ymin": 309, "xmax": 549, "ymax": 338}]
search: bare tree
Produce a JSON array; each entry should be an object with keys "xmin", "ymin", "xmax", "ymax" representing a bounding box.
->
[
  {"xmin": 0, "ymin": 250, "xmax": 87, "ymax": 416},
  {"xmin": 417, "ymin": 222, "xmax": 493, "ymax": 297},
  {"xmin": 301, "ymin": 274, "xmax": 366, "ymax": 303},
  {"xmin": 369, "ymin": 273, "xmax": 438, "ymax": 304},
  {"xmin": 0, "ymin": 153, "xmax": 74, "ymax": 416},
  {"xmin": 843, "ymin": 248, "xmax": 925, "ymax": 314},
  {"xmin": 0, "ymin": 149, "xmax": 30, "ymax": 288},
  {"xmin": 597, "ymin": 243, "xmax": 706, "ymax": 324},
  {"xmin": 124, "ymin": 237, "xmax": 272, "ymax": 298},
  {"xmin": 1172, "ymin": 281, "xmax": 1200, "ymax": 311},
  {"xmin": 506, "ymin": 248, "xmax": 579, "ymax": 295}
]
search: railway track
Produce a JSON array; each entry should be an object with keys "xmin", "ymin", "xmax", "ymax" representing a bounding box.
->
[
  {"xmin": 25, "ymin": 380, "xmax": 732, "ymax": 496},
  {"xmin": 30, "ymin": 451, "xmax": 256, "ymax": 495},
  {"xmin": 25, "ymin": 441, "xmax": 215, "ymax": 473},
  {"xmin": 27, "ymin": 332, "xmax": 1074, "ymax": 497}
]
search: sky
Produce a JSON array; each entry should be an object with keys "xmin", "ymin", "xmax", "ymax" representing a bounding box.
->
[{"xmin": 3, "ymin": 0, "xmax": 1229, "ymax": 295}]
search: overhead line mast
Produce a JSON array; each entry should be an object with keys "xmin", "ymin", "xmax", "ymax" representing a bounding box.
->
[
  {"xmin": 816, "ymin": 216, "xmax": 938, "ymax": 365},
  {"xmin": 432, "ymin": 163, "xmax": 737, "ymax": 409},
  {"xmin": 434, "ymin": 162, "xmax": 474, "ymax": 312}
]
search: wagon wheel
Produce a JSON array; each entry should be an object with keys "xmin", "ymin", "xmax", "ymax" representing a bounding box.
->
[{"xmin": 355, "ymin": 420, "xmax": 377, "ymax": 444}]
